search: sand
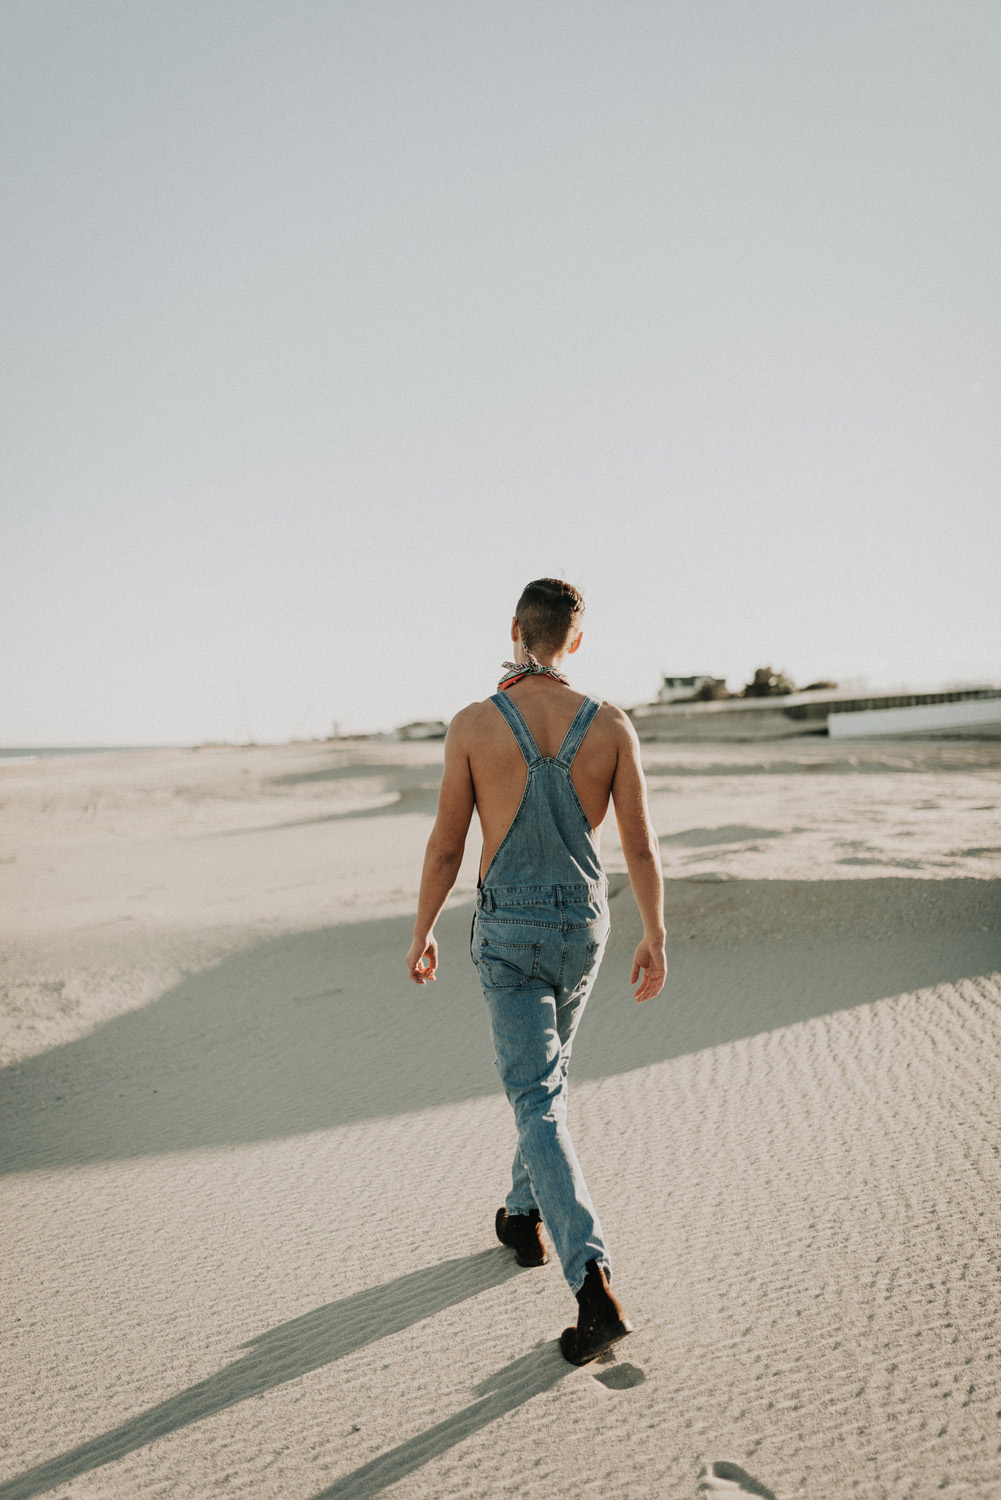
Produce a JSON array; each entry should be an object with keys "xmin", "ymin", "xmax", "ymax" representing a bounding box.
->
[{"xmin": 1, "ymin": 737, "xmax": 1000, "ymax": 1499}]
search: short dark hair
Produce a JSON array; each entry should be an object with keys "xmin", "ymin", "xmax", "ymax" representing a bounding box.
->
[{"xmin": 515, "ymin": 578, "xmax": 585, "ymax": 656}]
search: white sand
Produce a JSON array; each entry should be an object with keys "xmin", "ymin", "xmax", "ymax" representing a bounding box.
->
[{"xmin": 2, "ymin": 738, "xmax": 1000, "ymax": 1499}]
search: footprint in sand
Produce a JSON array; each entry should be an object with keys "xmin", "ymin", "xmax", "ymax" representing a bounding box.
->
[
  {"xmin": 697, "ymin": 1461, "xmax": 779, "ymax": 1499},
  {"xmin": 591, "ymin": 1360, "xmax": 646, "ymax": 1389}
]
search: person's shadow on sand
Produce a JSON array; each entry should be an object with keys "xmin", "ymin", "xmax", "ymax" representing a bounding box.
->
[
  {"xmin": 304, "ymin": 1341, "xmax": 573, "ymax": 1499},
  {"xmin": 0, "ymin": 1249, "xmax": 553, "ymax": 1500}
]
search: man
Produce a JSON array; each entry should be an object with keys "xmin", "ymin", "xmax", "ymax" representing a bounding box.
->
[{"xmin": 405, "ymin": 578, "xmax": 667, "ymax": 1364}]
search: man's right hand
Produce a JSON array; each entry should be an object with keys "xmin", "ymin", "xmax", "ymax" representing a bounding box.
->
[
  {"xmin": 630, "ymin": 937, "xmax": 667, "ymax": 1002},
  {"xmin": 405, "ymin": 934, "xmax": 438, "ymax": 985}
]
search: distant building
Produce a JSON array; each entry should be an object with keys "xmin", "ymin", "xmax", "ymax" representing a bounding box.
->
[
  {"xmin": 397, "ymin": 720, "xmax": 448, "ymax": 741},
  {"xmin": 657, "ymin": 674, "xmax": 725, "ymax": 703}
]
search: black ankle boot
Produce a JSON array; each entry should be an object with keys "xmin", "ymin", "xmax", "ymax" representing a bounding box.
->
[
  {"xmin": 559, "ymin": 1258, "xmax": 632, "ymax": 1365},
  {"xmin": 495, "ymin": 1207, "xmax": 548, "ymax": 1267}
]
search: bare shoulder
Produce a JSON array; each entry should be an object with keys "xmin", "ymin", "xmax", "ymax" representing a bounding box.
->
[
  {"xmin": 445, "ymin": 699, "xmax": 500, "ymax": 749},
  {"xmin": 593, "ymin": 700, "xmax": 638, "ymax": 747}
]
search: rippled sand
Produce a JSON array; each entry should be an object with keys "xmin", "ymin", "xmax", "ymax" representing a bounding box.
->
[{"xmin": 2, "ymin": 738, "xmax": 999, "ymax": 1499}]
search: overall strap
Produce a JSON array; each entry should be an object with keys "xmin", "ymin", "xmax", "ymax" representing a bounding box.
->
[
  {"xmin": 555, "ymin": 697, "xmax": 600, "ymax": 766},
  {"xmin": 489, "ymin": 692, "xmax": 542, "ymax": 765}
]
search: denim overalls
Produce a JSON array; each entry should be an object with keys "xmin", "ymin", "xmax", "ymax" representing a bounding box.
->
[{"xmin": 471, "ymin": 691, "xmax": 611, "ymax": 1294}]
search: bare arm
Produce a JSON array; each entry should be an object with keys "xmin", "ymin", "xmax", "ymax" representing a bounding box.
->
[
  {"xmin": 405, "ymin": 714, "xmax": 476, "ymax": 986},
  {"xmin": 610, "ymin": 712, "xmax": 667, "ymax": 1002}
]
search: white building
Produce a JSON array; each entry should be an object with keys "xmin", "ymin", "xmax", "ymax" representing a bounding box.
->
[
  {"xmin": 657, "ymin": 674, "xmax": 723, "ymax": 703},
  {"xmin": 829, "ymin": 696, "xmax": 1001, "ymax": 739}
]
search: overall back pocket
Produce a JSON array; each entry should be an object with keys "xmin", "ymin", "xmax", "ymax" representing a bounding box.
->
[{"xmin": 475, "ymin": 938, "xmax": 542, "ymax": 990}]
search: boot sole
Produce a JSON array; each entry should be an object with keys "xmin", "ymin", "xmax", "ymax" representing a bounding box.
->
[{"xmin": 559, "ymin": 1317, "xmax": 633, "ymax": 1366}]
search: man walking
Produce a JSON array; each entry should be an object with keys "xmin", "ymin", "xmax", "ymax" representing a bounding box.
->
[{"xmin": 405, "ymin": 578, "xmax": 667, "ymax": 1364}]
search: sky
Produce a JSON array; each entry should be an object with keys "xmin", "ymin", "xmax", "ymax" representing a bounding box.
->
[{"xmin": 2, "ymin": 0, "xmax": 999, "ymax": 744}]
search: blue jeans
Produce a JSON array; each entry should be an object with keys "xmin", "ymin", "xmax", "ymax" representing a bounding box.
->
[{"xmin": 471, "ymin": 883, "xmax": 611, "ymax": 1294}]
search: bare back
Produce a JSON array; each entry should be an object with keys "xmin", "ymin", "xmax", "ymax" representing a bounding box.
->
[
  {"xmin": 462, "ymin": 678, "xmax": 621, "ymax": 879},
  {"xmin": 409, "ymin": 621, "xmax": 665, "ymax": 1000}
]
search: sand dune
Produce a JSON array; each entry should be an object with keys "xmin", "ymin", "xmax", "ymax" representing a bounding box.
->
[{"xmin": 1, "ymin": 739, "xmax": 1000, "ymax": 1498}]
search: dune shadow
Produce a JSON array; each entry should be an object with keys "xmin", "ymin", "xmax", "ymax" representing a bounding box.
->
[
  {"xmin": 268, "ymin": 760, "xmax": 437, "ymax": 788},
  {"xmin": 209, "ymin": 783, "xmax": 442, "ymax": 836},
  {"xmin": 203, "ymin": 760, "xmax": 443, "ymax": 835},
  {"xmin": 658, "ymin": 824, "xmax": 786, "ymax": 846},
  {"xmin": 1, "ymin": 880, "xmax": 998, "ymax": 1174},
  {"xmin": 310, "ymin": 785, "xmax": 441, "ymax": 819},
  {"xmin": 0, "ymin": 1249, "xmax": 520, "ymax": 1500},
  {"xmin": 204, "ymin": 756, "xmax": 441, "ymax": 840}
]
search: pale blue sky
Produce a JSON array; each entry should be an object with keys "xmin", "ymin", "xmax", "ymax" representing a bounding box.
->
[{"xmin": 2, "ymin": 1, "xmax": 998, "ymax": 743}]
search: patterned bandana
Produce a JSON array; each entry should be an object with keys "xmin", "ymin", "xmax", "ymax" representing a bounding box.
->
[{"xmin": 498, "ymin": 650, "xmax": 570, "ymax": 692}]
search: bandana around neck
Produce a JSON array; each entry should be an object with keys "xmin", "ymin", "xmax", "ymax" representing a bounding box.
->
[{"xmin": 498, "ymin": 650, "xmax": 570, "ymax": 692}]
